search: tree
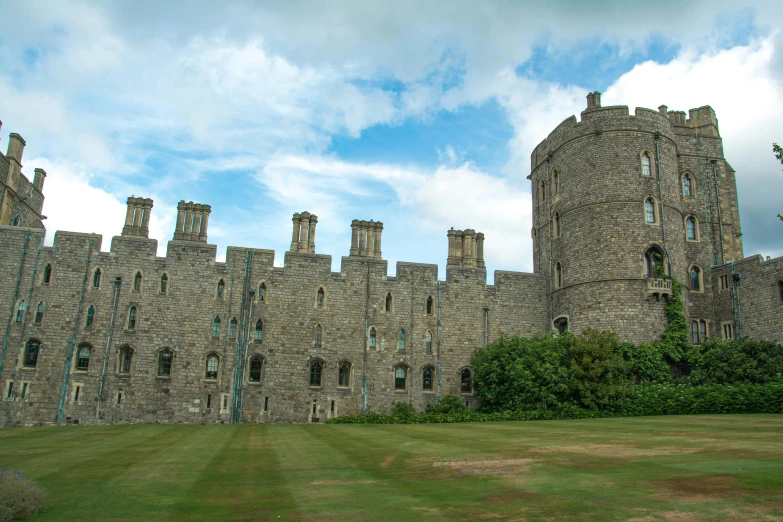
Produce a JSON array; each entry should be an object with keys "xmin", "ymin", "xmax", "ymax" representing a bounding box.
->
[{"xmin": 775, "ymin": 143, "xmax": 783, "ymax": 222}]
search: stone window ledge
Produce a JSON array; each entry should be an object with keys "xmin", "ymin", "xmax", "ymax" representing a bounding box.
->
[
  {"xmin": 155, "ymin": 376, "xmax": 171, "ymax": 380},
  {"xmin": 115, "ymin": 373, "xmax": 131, "ymax": 378},
  {"xmin": 308, "ymin": 386, "xmax": 323, "ymax": 390},
  {"xmin": 202, "ymin": 379, "xmax": 218, "ymax": 384},
  {"xmin": 19, "ymin": 367, "xmax": 36, "ymax": 372},
  {"xmin": 247, "ymin": 381, "xmax": 262, "ymax": 386}
]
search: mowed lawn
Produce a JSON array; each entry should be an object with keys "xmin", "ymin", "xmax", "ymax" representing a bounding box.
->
[{"xmin": 2, "ymin": 416, "xmax": 783, "ymax": 521}]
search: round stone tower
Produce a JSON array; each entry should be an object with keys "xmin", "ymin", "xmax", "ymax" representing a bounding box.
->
[{"xmin": 530, "ymin": 92, "xmax": 699, "ymax": 344}]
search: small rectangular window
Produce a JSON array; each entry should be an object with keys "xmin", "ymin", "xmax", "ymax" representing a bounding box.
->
[
  {"xmin": 722, "ymin": 323, "xmax": 734, "ymax": 340},
  {"xmin": 222, "ymin": 394, "xmax": 228, "ymax": 412},
  {"xmin": 6, "ymin": 381, "xmax": 13, "ymax": 399},
  {"xmin": 263, "ymin": 396, "xmax": 269, "ymax": 412},
  {"xmin": 330, "ymin": 400, "xmax": 335, "ymax": 414},
  {"xmin": 206, "ymin": 394, "xmax": 212, "ymax": 409},
  {"xmin": 21, "ymin": 383, "xmax": 28, "ymax": 398},
  {"xmin": 74, "ymin": 385, "xmax": 81, "ymax": 403},
  {"xmin": 117, "ymin": 392, "xmax": 122, "ymax": 405}
]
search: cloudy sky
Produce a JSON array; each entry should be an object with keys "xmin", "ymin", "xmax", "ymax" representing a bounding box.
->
[{"xmin": 1, "ymin": 0, "xmax": 782, "ymax": 278}]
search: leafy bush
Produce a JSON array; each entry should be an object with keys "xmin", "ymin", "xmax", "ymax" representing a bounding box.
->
[
  {"xmin": 622, "ymin": 342, "xmax": 671, "ymax": 383},
  {"xmin": 390, "ymin": 401, "xmax": 416, "ymax": 418},
  {"xmin": 688, "ymin": 338, "xmax": 783, "ymax": 385},
  {"xmin": 0, "ymin": 469, "xmax": 45, "ymax": 521},
  {"xmin": 426, "ymin": 394, "xmax": 467, "ymax": 414},
  {"xmin": 619, "ymin": 380, "xmax": 783, "ymax": 416},
  {"xmin": 471, "ymin": 333, "xmax": 571, "ymax": 411},
  {"xmin": 564, "ymin": 330, "xmax": 634, "ymax": 410}
]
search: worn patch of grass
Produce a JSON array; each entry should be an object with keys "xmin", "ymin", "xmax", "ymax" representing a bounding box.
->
[{"xmin": 1, "ymin": 415, "xmax": 783, "ymax": 521}]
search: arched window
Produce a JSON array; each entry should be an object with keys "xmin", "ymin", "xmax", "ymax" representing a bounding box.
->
[
  {"xmin": 685, "ymin": 216, "xmax": 697, "ymax": 240},
  {"xmin": 643, "ymin": 247, "xmax": 665, "ymax": 279},
  {"xmin": 538, "ymin": 179, "xmax": 545, "ymax": 204},
  {"xmin": 15, "ymin": 301, "xmax": 26, "ymax": 323},
  {"xmin": 641, "ymin": 152, "xmax": 652, "ymax": 177},
  {"xmin": 259, "ymin": 282, "xmax": 266, "ymax": 302},
  {"xmin": 394, "ymin": 367, "xmax": 407, "ymax": 391},
  {"xmin": 554, "ymin": 316, "xmax": 568, "ymax": 334},
  {"xmin": 309, "ymin": 361, "xmax": 322, "ymax": 387},
  {"xmin": 553, "ymin": 212, "xmax": 560, "ymax": 238},
  {"xmin": 205, "ymin": 354, "xmax": 219, "ymax": 380},
  {"xmin": 314, "ymin": 324, "xmax": 323, "ymax": 346},
  {"xmin": 158, "ymin": 349, "xmax": 173, "ymax": 376},
  {"xmin": 461, "ymin": 368, "xmax": 473, "ymax": 394},
  {"xmin": 119, "ymin": 347, "xmax": 133, "ymax": 374},
  {"xmin": 229, "ymin": 318, "xmax": 238, "ymax": 339},
  {"xmin": 76, "ymin": 344, "xmax": 91, "ymax": 371},
  {"xmin": 554, "ymin": 262, "xmax": 562, "ymax": 289},
  {"xmin": 12, "ymin": 215, "xmax": 21, "ymax": 226},
  {"xmin": 690, "ymin": 266, "xmax": 702, "ymax": 291},
  {"xmin": 134, "ymin": 272, "xmax": 142, "ymax": 292},
  {"xmin": 551, "ymin": 169, "xmax": 559, "ymax": 196},
  {"xmin": 317, "ymin": 288, "xmax": 325, "ymax": 307},
  {"xmin": 249, "ymin": 357, "xmax": 263, "ymax": 383},
  {"xmin": 397, "ymin": 329, "xmax": 405, "ymax": 351},
  {"xmin": 425, "ymin": 331, "xmax": 432, "ymax": 353},
  {"xmin": 254, "ymin": 320, "xmax": 263, "ymax": 342},
  {"xmin": 422, "ymin": 367, "xmax": 434, "ymax": 391},
  {"xmin": 385, "ymin": 293, "xmax": 392, "ymax": 312},
  {"xmin": 24, "ymin": 340, "xmax": 40, "ymax": 368},
  {"xmin": 426, "ymin": 296, "xmax": 433, "ymax": 315},
  {"xmin": 369, "ymin": 328, "xmax": 377, "ymax": 349},
  {"xmin": 338, "ymin": 362, "xmax": 351, "ymax": 387},
  {"xmin": 691, "ymin": 320, "xmax": 700, "ymax": 345},
  {"xmin": 127, "ymin": 307, "xmax": 137, "ymax": 330},
  {"xmin": 160, "ymin": 273, "xmax": 168, "ymax": 294},
  {"xmin": 644, "ymin": 198, "xmax": 656, "ymax": 223},
  {"xmin": 683, "ymin": 174, "xmax": 693, "ymax": 197},
  {"xmin": 86, "ymin": 305, "xmax": 96, "ymax": 328},
  {"xmin": 212, "ymin": 316, "xmax": 221, "ymax": 338},
  {"xmin": 42, "ymin": 264, "xmax": 52, "ymax": 285},
  {"xmin": 34, "ymin": 301, "xmax": 44, "ymax": 324},
  {"xmin": 217, "ymin": 279, "xmax": 225, "ymax": 298},
  {"xmin": 93, "ymin": 268, "xmax": 102, "ymax": 288}
]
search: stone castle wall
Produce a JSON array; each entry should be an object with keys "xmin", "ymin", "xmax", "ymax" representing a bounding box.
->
[
  {"xmin": 0, "ymin": 221, "xmax": 549, "ymax": 426},
  {"xmin": 1, "ymin": 93, "xmax": 781, "ymax": 426}
]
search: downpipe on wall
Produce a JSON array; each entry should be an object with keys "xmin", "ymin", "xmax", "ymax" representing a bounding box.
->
[{"xmin": 95, "ymin": 277, "xmax": 122, "ymax": 421}]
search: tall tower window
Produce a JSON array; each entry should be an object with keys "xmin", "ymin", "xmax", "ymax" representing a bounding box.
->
[
  {"xmin": 553, "ymin": 212, "xmax": 561, "ymax": 238},
  {"xmin": 554, "ymin": 262, "xmax": 562, "ymax": 289},
  {"xmin": 212, "ymin": 316, "xmax": 221, "ymax": 338},
  {"xmin": 397, "ymin": 329, "xmax": 405, "ymax": 351},
  {"xmin": 685, "ymin": 216, "xmax": 697, "ymax": 241},
  {"xmin": 689, "ymin": 266, "xmax": 702, "ymax": 292},
  {"xmin": 644, "ymin": 198, "xmax": 656, "ymax": 223},
  {"xmin": 93, "ymin": 268, "xmax": 102, "ymax": 288},
  {"xmin": 683, "ymin": 174, "xmax": 693, "ymax": 197},
  {"xmin": 369, "ymin": 328, "xmax": 377, "ymax": 349},
  {"xmin": 42, "ymin": 264, "xmax": 52, "ymax": 285},
  {"xmin": 134, "ymin": 272, "xmax": 142, "ymax": 292},
  {"xmin": 254, "ymin": 320, "xmax": 263, "ymax": 342},
  {"xmin": 86, "ymin": 305, "xmax": 96, "ymax": 328},
  {"xmin": 641, "ymin": 152, "xmax": 652, "ymax": 177},
  {"xmin": 160, "ymin": 274, "xmax": 168, "ymax": 294}
]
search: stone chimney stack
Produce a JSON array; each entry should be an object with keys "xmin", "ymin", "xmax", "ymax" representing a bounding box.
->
[
  {"xmin": 586, "ymin": 91, "xmax": 602, "ymax": 110},
  {"xmin": 122, "ymin": 197, "xmax": 154, "ymax": 238},
  {"xmin": 0, "ymin": 132, "xmax": 26, "ymax": 225},
  {"xmin": 33, "ymin": 168, "xmax": 47, "ymax": 193},
  {"xmin": 290, "ymin": 211, "xmax": 317, "ymax": 253},
  {"xmin": 173, "ymin": 201, "xmax": 211, "ymax": 242},
  {"xmin": 446, "ymin": 228, "xmax": 485, "ymax": 268},
  {"xmin": 349, "ymin": 219, "xmax": 383, "ymax": 259}
]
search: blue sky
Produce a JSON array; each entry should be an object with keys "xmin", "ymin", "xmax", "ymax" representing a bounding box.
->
[{"xmin": 1, "ymin": 0, "xmax": 781, "ymax": 279}]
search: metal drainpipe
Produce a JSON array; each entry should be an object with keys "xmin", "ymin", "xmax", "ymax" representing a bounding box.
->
[
  {"xmin": 361, "ymin": 260, "xmax": 370, "ymax": 414},
  {"xmin": 5, "ymin": 230, "xmax": 44, "ymax": 427},
  {"xmin": 700, "ymin": 157, "xmax": 717, "ymax": 333},
  {"xmin": 0, "ymin": 231, "xmax": 31, "ymax": 375},
  {"xmin": 408, "ymin": 268, "xmax": 414, "ymax": 405},
  {"xmin": 96, "ymin": 276, "xmax": 122, "ymax": 421},
  {"xmin": 654, "ymin": 136, "xmax": 672, "ymax": 272},
  {"xmin": 218, "ymin": 255, "xmax": 237, "ymax": 423},
  {"xmin": 711, "ymin": 161, "xmax": 726, "ymax": 264},
  {"xmin": 231, "ymin": 250, "xmax": 253, "ymax": 424},
  {"xmin": 436, "ymin": 280, "xmax": 442, "ymax": 402},
  {"xmin": 237, "ymin": 289, "xmax": 255, "ymax": 423},
  {"xmin": 730, "ymin": 262, "xmax": 742, "ymax": 340},
  {"xmin": 57, "ymin": 238, "xmax": 94, "ymax": 425},
  {"xmin": 483, "ymin": 307, "xmax": 489, "ymax": 346},
  {"xmin": 546, "ymin": 158, "xmax": 553, "ymax": 330}
]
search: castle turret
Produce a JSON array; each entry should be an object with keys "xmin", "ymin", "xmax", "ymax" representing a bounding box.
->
[{"xmin": 530, "ymin": 93, "xmax": 735, "ymax": 343}]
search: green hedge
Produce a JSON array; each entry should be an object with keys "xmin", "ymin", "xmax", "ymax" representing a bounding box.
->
[
  {"xmin": 326, "ymin": 381, "xmax": 783, "ymax": 424},
  {"xmin": 618, "ymin": 380, "xmax": 783, "ymax": 416}
]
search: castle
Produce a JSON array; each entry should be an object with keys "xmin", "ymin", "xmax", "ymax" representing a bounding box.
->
[{"xmin": 1, "ymin": 94, "xmax": 781, "ymax": 426}]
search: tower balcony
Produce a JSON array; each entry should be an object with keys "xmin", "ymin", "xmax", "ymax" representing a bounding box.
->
[{"xmin": 645, "ymin": 278, "xmax": 672, "ymax": 299}]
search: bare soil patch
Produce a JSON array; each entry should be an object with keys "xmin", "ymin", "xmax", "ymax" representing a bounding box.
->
[
  {"xmin": 530, "ymin": 443, "xmax": 700, "ymax": 459},
  {"xmin": 644, "ymin": 474, "xmax": 750, "ymax": 503},
  {"xmin": 433, "ymin": 458, "xmax": 533, "ymax": 475}
]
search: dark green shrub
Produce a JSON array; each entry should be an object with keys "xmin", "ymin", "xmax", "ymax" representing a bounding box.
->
[
  {"xmin": 688, "ymin": 338, "xmax": 783, "ymax": 385},
  {"xmin": 622, "ymin": 342, "xmax": 671, "ymax": 383},
  {"xmin": 0, "ymin": 469, "xmax": 45, "ymax": 521},
  {"xmin": 564, "ymin": 330, "xmax": 634, "ymax": 410},
  {"xmin": 390, "ymin": 401, "xmax": 416, "ymax": 418},
  {"xmin": 426, "ymin": 394, "xmax": 467, "ymax": 414}
]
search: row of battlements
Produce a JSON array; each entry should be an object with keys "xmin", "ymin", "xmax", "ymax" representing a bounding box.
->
[{"xmin": 530, "ymin": 92, "xmax": 720, "ymax": 172}]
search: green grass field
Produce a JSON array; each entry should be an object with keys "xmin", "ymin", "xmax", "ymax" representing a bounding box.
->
[{"xmin": 2, "ymin": 415, "xmax": 782, "ymax": 521}]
